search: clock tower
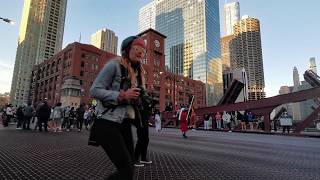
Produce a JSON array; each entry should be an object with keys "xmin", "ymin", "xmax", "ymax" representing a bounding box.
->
[{"xmin": 138, "ymin": 28, "xmax": 166, "ymax": 111}]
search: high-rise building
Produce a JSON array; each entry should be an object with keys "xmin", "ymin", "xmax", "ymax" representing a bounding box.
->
[
  {"xmin": 292, "ymin": 67, "xmax": 301, "ymax": 121},
  {"xmin": 143, "ymin": 0, "xmax": 221, "ymax": 105},
  {"xmin": 293, "ymin": 66, "xmax": 300, "ymax": 87},
  {"xmin": 230, "ymin": 15, "xmax": 265, "ymax": 100},
  {"xmin": 223, "ymin": 1, "xmax": 240, "ymax": 36},
  {"xmin": 10, "ymin": 0, "xmax": 67, "ymax": 106},
  {"xmin": 91, "ymin": 28, "xmax": 118, "ymax": 54},
  {"xmin": 138, "ymin": 1, "xmax": 156, "ymax": 33},
  {"xmin": 221, "ymin": 34, "xmax": 234, "ymax": 71},
  {"xmin": 309, "ymin": 57, "xmax": 317, "ymax": 74}
]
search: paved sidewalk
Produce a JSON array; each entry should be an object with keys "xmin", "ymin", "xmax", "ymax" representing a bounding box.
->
[{"xmin": 1, "ymin": 126, "xmax": 320, "ymax": 179}]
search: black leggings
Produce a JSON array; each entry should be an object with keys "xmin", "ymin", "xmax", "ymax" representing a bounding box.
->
[
  {"xmin": 134, "ymin": 125, "xmax": 149, "ymax": 162},
  {"xmin": 95, "ymin": 119, "xmax": 134, "ymax": 180}
]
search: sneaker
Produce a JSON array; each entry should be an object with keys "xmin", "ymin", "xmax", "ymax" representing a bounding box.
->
[
  {"xmin": 140, "ymin": 160, "xmax": 152, "ymax": 164},
  {"xmin": 134, "ymin": 162, "xmax": 144, "ymax": 167}
]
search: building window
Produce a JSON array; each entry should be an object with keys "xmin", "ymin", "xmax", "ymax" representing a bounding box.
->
[{"xmin": 80, "ymin": 71, "xmax": 84, "ymax": 76}]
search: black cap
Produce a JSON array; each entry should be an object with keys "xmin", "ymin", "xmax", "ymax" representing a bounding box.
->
[{"xmin": 120, "ymin": 36, "xmax": 139, "ymax": 57}]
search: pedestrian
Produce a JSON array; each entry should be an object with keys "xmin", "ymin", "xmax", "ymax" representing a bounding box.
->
[
  {"xmin": 67, "ymin": 107, "xmax": 76, "ymax": 131},
  {"xmin": 84, "ymin": 108, "xmax": 92, "ymax": 130},
  {"xmin": 4, "ymin": 104, "xmax": 13, "ymax": 127},
  {"xmin": 76, "ymin": 103, "xmax": 85, "ymax": 132},
  {"xmin": 52, "ymin": 102, "xmax": 64, "ymax": 132},
  {"xmin": 180, "ymin": 108, "xmax": 189, "ymax": 138},
  {"xmin": 203, "ymin": 114, "xmax": 210, "ymax": 131},
  {"xmin": 155, "ymin": 110, "xmax": 161, "ymax": 132},
  {"xmin": 247, "ymin": 111, "xmax": 254, "ymax": 130},
  {"xmin": 37, "ymin": 99, "xmax": 51, "ymax": 132},
  {"xmin": 222, "ymin": 111, "xmax": 228, "ymax": 129},
  {"xmin": 22, "ymin": 102, "xmax": 34, "ymax": 130},
  {"xmin": 90, "ymin": 35, "xmax": 151, "ymax": 180},
  {"xmin": 61, "ymin": 106, "xmax": 71, "ymax": 130},
  {"xmin": 215, "ymin": 112, "xmax": 222, "ymax": 129},
  {"xmin": 15, "ymin": 105, "xmax": 24, "ymax": 129},
  {"xmin": 225, "ymin": 112, "xmax": 232, "ymax": 132},
  {"xmin": 280, "ymin": 111, "xmax": 292, "ymax": 133},
  {"xmin": 240, "ymin": 111, "xmax": 247, "ymax": 130}
]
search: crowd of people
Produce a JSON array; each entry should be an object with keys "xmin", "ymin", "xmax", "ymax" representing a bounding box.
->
[
  {"xmin": 1, "ymin": 100, "xmax": 96, "ymax": 133},
  {"xmin": 164, "ymin": 105, "xmax": 280, "ymax": 133}
]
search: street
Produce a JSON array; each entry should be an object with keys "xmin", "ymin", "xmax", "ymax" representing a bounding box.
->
[{"xmin": 0, "ymin": 126, "xmax": 319, "ymax": 180}]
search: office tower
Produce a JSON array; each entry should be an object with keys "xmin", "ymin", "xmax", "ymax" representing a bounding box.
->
[
  {"xmin": 91, "ymin": 28, "xmax": 118, "ymax": 54},
  {"xmin": 309, "ymin": 57, "xmax": 317, "ymax": 74},
  {"xmin": 138, "ymin": 1, "xmax": 156, "ymax": 32},
  {"xmin": 150, "ymin": 0, "xmax": 221, "ymax": 105},
  {"xmin": 292, "ymin": 67, "xmax": 301, "ymax": 121},
  {"xmin": 293, "ymin": 66, "xmax": 300, "ymax": 87},
  {"xmin": 10, "ymin": 0, "xmax": 67, "ymax": 106},
  {"xmin": 221, "ymin": 34, "xmax": 234, "ymax": 71},
  {"xmin": 223, "ymin": 1, "xmax": 240, "ymax": 36},
  {"xmin": 230, "ymin": 15, "xmax": 265, "ymax": 100}
]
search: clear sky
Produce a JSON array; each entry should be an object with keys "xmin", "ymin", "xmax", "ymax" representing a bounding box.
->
[{"xmin": 0, "ymin": 0, "xmax": 319, "ymax": 98}]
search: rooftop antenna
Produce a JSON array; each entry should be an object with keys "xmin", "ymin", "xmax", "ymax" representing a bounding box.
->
[{"xmin": 78, "ymin": 32, "xmax": 81, "ymax": 43}]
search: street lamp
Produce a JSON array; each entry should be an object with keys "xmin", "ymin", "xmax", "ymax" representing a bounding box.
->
[{"xmin": 0, "ymin": 17, "xmax": 15, "ymax": 25}]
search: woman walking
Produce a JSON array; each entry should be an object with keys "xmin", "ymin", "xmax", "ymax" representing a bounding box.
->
[{"xmin": 90, "ymin": 35, "xmax": 151, "ymax": 179}]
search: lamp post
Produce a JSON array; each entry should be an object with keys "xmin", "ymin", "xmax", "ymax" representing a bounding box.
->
[
  {"xmin": 0, "ymin": 17, "xmax": 15, "ymax": 25},
  {"xmin": 172, "ymin": 73, "xmax": 177, "ymax": 110}
]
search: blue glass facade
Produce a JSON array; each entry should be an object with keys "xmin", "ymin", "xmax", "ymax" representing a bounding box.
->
[{"xmin": 154, "ymin": 0, "xmax": 221, "ymax": 105}]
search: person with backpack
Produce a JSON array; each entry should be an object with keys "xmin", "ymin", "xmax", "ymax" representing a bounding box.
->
[
  {"xmin": 62, "ymin": 106, "xmax": 71, "ymax": 130},
  {"xmin": 37, "ymin": 99, "xmax": 51, "ymax": 132},
  {"xmin": 22, "ymin": 102, "xmax": 34, "ymax": 130},
  {"xmin": 90, "ymin": 35, "xmax": 152, "ymax": 180},
  {"xmin": 67, "ymin": 107, "xmax": 76, "ymax": 131}
]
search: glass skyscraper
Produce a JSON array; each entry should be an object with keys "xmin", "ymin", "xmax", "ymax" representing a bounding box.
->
[
  {"xmin": 140, "ymin": 0, "xmax": 222, "ymax": 105},
  {"xmin": 223, "ymin": 1, "xmax": 240, "ymax": 36},
  {"xmin": 10, "ymin": 0, "xmax": 67, "ymax": 106}
]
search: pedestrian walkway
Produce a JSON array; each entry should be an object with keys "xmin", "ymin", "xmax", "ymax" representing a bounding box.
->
[{"xmin": 1, "ymin": 126, "xmax": 320, "ymax": 179}]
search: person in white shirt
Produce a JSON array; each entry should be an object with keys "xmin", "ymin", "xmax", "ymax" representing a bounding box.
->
[
  {"xmin": 4, "ymin": 104, "xmax": 13, "ymax": 127},
  {"xmin": 154, "ymin": 110, "xmax": 161, "ymax": 132},
  {"xmin": 225, "ymin": 112, "xmax": 232, "ymax": 132}
]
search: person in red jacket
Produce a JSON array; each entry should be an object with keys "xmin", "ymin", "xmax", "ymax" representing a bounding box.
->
[{"xmin": 180, "ymin": 108, "xmax": 189, "ymax": 138}]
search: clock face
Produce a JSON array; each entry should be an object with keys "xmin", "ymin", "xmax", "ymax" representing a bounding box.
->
[{"xmin": 154, "ymin": 40, "xmax": 160, "ymax": 48}]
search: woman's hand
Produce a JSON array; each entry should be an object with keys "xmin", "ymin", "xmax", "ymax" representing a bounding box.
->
[{"xmin": 124, "ymin": 88, "xmax": 140, "ymax": 100}]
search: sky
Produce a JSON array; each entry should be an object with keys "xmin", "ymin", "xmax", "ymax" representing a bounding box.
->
[{"xmin": 0, "ymin": 0, "xmax": 319, "ymax": 98}]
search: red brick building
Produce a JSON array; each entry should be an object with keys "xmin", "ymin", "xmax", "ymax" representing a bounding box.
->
[
  {"xmin": 29, "ymin": 42, "xmax": 117, "ymax": 107},
  {"xmin": 30, "ymin": 29, "xmax": 206, "ymax": 111}
]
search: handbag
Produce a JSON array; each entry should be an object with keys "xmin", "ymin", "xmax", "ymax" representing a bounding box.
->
[{"xmin": 88, "ymin": 108, "xmax": 112, "ymax": 147}]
